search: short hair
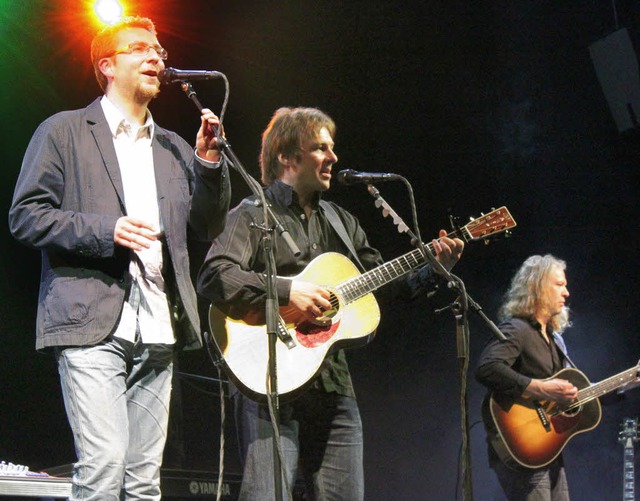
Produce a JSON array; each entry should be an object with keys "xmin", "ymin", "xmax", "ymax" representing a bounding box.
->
[
  {"xmin": 259, "ymin": 107, "xmax": 336, "ymax": 185},
  {"xmin": 499, "ymin": 254, "xmax": 571, "ymax": 333},
  {"xmin": 90, "ymin": 16, "xmax": 157, "ymax": 92}
]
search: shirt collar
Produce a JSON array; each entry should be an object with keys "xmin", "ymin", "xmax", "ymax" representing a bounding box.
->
[
  {"xmin": 528, "ymin": 318, "xmax": 543, "ymax": 331},
  {"xmin": 267, "ymin": 179, "xmax": 322, "ymax": 209},
  {"xmin": 100, "ymin": 95, "xmax": 155, "ymax": 140}
]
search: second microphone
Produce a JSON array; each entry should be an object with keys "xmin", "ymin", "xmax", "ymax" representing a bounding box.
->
[{"xmin": 336, "ymin": 169, "xmax": 402, "ymax": 185}]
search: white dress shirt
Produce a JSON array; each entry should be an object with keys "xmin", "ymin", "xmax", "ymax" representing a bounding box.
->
[{"xmin": 101, "ymin": 96, "xmax": 175, "ymax": 345}]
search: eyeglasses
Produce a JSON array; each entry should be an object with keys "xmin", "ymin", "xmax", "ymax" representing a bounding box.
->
[{"xmin": 107, "ymin": 41, "xmax": 168, "ymax": 60}]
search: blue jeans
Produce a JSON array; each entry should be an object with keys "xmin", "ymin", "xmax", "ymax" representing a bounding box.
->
[
  {"xmin": 493, "ymin": 457, "xmax": 570, "ymax": 501},
  {"xmin": 56, "ymin": 336, "xmax": 174, "ymax": 500},
  {"xmin": 234, "ymin": 389, "xmax": 364, "ymax": 501}
]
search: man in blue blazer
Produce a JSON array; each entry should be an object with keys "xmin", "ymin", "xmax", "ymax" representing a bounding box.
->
[{"xmin": 8, "ymin": 16, "xmax": 230, "ymax": 500}]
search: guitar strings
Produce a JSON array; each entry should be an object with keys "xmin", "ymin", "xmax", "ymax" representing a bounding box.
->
[{"xmin": 552, "ymin": 367, "xmax": 639, "ymax": 415}]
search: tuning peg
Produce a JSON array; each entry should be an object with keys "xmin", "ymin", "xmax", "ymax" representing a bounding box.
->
[{"xmin": 448, "ymin": 210, "xmax": 462, "ymax": 232}]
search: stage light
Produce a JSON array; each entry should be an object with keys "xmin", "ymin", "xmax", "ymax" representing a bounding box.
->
[{"xmin": 94, "ymin": 0, "xmax": 125, "ymax": 26}]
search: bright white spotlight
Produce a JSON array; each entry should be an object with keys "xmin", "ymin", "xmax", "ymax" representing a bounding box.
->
[{"xmin": 94, "ymin": 0, "xmax": 124, "ymax": 26}]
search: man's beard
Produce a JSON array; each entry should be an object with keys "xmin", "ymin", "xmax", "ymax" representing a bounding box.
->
[{"xmin": 135, "ymin": 83, "xmax": 160, "ymax": 104}]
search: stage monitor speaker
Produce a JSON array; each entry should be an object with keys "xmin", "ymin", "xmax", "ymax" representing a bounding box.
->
[{"xmin": 589, "ymin": 28, "xmax": 640, "ymax": 133}]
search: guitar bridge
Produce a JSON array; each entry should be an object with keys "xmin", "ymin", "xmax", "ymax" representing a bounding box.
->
[
  {"xmin": 534, "ymin": 401, "xmax": 552, "ymax": 432},
  {"xmin": 277, "ymin": 316, "xmax": 296, "ymax": 349}
]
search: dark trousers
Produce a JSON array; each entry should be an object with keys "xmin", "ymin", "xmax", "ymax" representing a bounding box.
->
[
  {"xmin": 233, "ymin": 388, "xmax": 364, "ymax": 501},
  {"xmin": 493, "ymin": 457, "xmax": 570, "ymax": 501}
]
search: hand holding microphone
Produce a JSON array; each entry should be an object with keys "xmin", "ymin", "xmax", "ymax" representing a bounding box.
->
[
  {"xmin": 196, "ymin": 108, "xmax": 224, "ymax": 162},
  {"xmin": 160, "ymin": 68, "xmax": 228, "ymax": 160}
]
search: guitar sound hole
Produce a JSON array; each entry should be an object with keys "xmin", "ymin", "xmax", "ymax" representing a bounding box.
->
[
  {"xmin": 314, "ymin": 291, "xmax": 340, "ymax": 324},
  {"xmin": 562, "ymin": 405, "xmax": 581, "ymax": 417}
]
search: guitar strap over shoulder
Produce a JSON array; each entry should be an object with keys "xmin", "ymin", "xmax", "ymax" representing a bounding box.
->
[
  {"xmin": 320, "ymin": 200, "xmax": 366, "ymax": 273},
  {"xmin": 553, "ymin": 332, "xmax": 577, "ymax": 368},
  {"xmin": 243, "ymin": 196, "xmax": 367, "ymax": 272}
]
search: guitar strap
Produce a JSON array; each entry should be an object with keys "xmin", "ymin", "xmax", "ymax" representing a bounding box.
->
[
  {"xmin": 320, "ymin": 200, "xmax": 367, "ymax": 273},
  {"xmin": 243, "ymin": 196, "xmax": 367, "ymax": 272},
  {"xmin": 552, "ymin": 331, "xmax": 577, "ymax": 368}
]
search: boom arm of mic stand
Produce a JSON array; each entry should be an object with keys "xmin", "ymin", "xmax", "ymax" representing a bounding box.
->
[
  {"xmin": 465, "ymin": 295, "xmax": 506, "ymax": 341},
  {"xmin": 366, "ymin": 183, "xmax": 447, "ymax": 279}
]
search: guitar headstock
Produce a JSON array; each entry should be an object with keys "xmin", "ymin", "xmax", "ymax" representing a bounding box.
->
[
  {"xmin": 457, "ymin": 207, "xmax": 517, "ymax": 243},
  {"xmin": 619, "ymin": 417, "xmax": 639, "ymax": 444}
]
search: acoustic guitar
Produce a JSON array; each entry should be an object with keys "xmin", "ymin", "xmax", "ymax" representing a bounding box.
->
[{"xmin": 486, "ymin": 362, "xmax": 640, "ymax": 468}]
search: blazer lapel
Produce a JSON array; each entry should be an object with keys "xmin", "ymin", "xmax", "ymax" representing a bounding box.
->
[
  {"xmin": 86, "ymin": 99, "xmax": 127, "ymax": 210},
  {"xmin": 152, "ymin": 130, "xmax": 175, "ymax": 235}
]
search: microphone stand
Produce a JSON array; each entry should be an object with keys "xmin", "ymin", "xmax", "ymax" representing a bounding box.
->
[
  {"xmin": 366, "ymin": 183, "xmax": 504, "ymax": 501},
  {"xmin": 179, "ymin": 81, "xmax": 298, "ymax": 501},
  {"xmin": 366, "ymin": 184, "xmax": 505, "ymax": 343}
]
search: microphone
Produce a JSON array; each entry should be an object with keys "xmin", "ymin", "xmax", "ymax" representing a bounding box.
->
[
  {"xmin": 158, "ymin": 67, "xmax": 224, "ymax": 85},
  {"xmin": 336, "ymin": 169, "xmax": 401, "ymax": 185}
]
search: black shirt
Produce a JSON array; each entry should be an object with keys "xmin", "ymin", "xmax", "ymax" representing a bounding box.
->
[{"xmin": 475, "ymin": 317, "xmax": 568, "ymax": 397}]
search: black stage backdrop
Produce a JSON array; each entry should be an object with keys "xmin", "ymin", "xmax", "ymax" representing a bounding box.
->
[{"xmin": 2, "ymin": 1, "xmax": 639, "ymax": 499}]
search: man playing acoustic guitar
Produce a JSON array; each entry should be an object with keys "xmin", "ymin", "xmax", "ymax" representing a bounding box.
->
[
  {"xmin": 197, "ymin": 107, "xmax": 464, "ymax": 500},
  {"xmin": 476, "ymin": 254, "xmax": 640, "ymax": 500},
  {"xmin": 476, "ymin": 254, "xmax": 576, "ymax": 500}
]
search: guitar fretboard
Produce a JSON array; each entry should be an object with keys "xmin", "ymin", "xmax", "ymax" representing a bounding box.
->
[
  {"xmin": 331, "ymin": 206, "xmax": 515, "ymax": 306},
  {"xmin": 337, "ymin": 246, "xmax": 428, "ymax": 304},
  {"xmin": 620, "ymin": 417, "xmax": 638, "ymax": 501},
  {"xmin": 623, "ymin": 443, "xmax": 634, "ymax": 501},
  {"xmin": 566, "ymin": 366, "xmax": 639, "ymax": 411}
]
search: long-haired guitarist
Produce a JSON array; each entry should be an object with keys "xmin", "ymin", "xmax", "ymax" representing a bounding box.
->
[
  {"xmin": 476, "ymin": 254, "xmax": 576, "ymax": 500},
  {"xmin": 197, "ymin": 107, "xmax": 464, "ymax": 501}
]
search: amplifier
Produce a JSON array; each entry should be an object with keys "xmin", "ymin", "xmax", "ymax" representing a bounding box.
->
[{"xmin": 161, "ymin": 469, "xmax": 241, "ymax": 500}]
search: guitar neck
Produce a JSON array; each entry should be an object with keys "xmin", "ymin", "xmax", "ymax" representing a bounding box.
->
[
  {"xmin": 572, "ymin": 366, "xmax": 639, "ymax": 408},
  {"xmin": 334, "ymin": 206, "xmax": 515, "ymax": 304},
  {"xmin": 337, "ymin": 247, "xmax": 425, "ymax": 303},
  {"xmin": 620, "ymin": 417, "xmax": 638, "ymax": 501},
  {"xmin": 337, "ymin": 233, "xmax": 459, "ymax": 304},
  {"xmin": 623, "ymin": 440, "xmax": 635, "ymax": 501}
]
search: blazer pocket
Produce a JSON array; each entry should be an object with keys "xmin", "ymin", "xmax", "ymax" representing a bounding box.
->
[{"xmin": 42, "ymin": 275, "xmax": 97, "ymax": 332}]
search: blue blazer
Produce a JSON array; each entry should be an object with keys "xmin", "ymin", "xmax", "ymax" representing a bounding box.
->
[{"xmin": 9, "ymin": 97, "xmax": 231, "ymax": 351}]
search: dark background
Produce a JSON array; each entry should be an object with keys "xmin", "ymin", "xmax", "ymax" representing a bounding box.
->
[{"xmin": 2, "ymin": 1, "xmax": 640, "ymax": 499}]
